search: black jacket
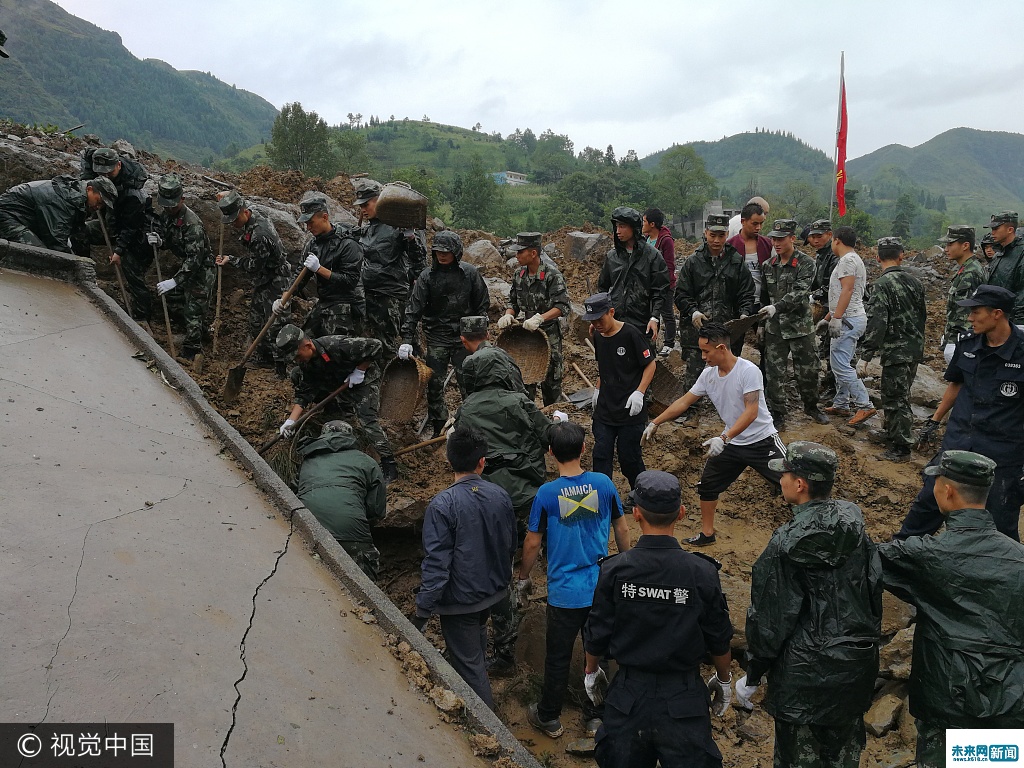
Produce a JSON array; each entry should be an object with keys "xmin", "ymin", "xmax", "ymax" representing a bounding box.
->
[{"xmin": 402, "ymin": 251, "xmax": 489, "ymax": 346}]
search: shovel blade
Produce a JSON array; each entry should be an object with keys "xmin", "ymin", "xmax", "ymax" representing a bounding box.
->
[
  {"xmin": 222, "ymin": 365, "xmax": 246, "ymax": 403},
  {"xmin": 568, "ymin": 387, "xmax": 596, "ymax": 406}
]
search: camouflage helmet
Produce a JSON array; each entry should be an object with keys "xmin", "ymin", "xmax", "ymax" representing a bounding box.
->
[
  {"xmin": 218, "ymin": 189, "xmax": 247, "ymax": 223},
  {"xmin": 91, "ymin": 147, "xmax": 119, "ymax": 174},
  {"xmin": 321, "ymin": 420, "xmax": 354, "ymax": 437},
  {"xmin": 459, "ymin": 315, "xmax": 489, "ymax": 337},
  {"xmin": 275, "ymin": 324, "xmax": 307, "ymax": 357},
  {"xmin": 157, "ymin": 173, "xmax": 184, "ymax": 208},
  {"xmin": 924, "ymin": 450, "xmax": 996, "ymax": 487},
  {"xmin": 938, "ymin": 225, "xmax": 975, "ymax": 246},
  {"xmin": 767, "ymin": 219, "xmax": 798, "ymax": 238},
  {"xmin": 431, "ymin": 230, "xmax": 463, "ymax": 259},
  {"xmin": 985, "ymin": 211, "xmax": 1019, "ymax": 229},
  {"xmin": 85, "ymin": 176, "xmax": 118, "ymax": 210},
  {"xmin": 876, "ymin": 236, "xmax": 905, "ymax": 257},
  {"xmin": 768, "ymin": 440, "xmax": 839, "ymax": 482}
]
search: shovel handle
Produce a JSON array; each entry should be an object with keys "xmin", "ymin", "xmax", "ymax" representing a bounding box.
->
[
  {"xmin": 151, "ymin": 243, "xmax": 177, "ymax": 357},
  {"xmin": 571, "ymin": 362, "xmax": 595, "ymax": 389},
  {"xmin": 584, "ymin": 337, "xmax": 596, "ymax": 355},
  {"xmin": 213, "ymin": 222, "xmax": 224, "ymax": 355},
  {"xmin": 394, "ymin": 434, "xmax": 448, "ymax": 457},
  {"xmin": 257, "ymin": 379, "xmax": 348, "ymax": 455},
  {"xmin": 98, "ymin": 214, "xmax": 132, "ymax": 316},
  {"xmin": 237, "ymin": 266, "xmax": 308, "ymax": 368}
]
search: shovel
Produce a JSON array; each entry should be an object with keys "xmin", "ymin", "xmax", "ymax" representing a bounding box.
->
[
  {"xmin": 97, "ymin": 213, "xmax": 132, "ymax": 316},
  {"xmin": 724, "ymin": 314, "xmax": 762, "ymax": 343},
  {"xmin": 213, "ymin": 221, "xmax": 224, "ymax": 355},
  {"xmin": 223, "ymin": 266, "xmax": 308, "ymax": 403},
  {"xmin": 151, "ymin": 242, "xmax": 177, "ymax": 358},
  {"xmin": 568, "ymin": 362, "xmax": 597, "ymax": 407},
  {"xmin": 257, "ymin": 380, "xmax": 349, "ymax": 455}
]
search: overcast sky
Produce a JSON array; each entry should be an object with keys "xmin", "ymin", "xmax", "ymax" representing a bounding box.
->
[{"xmin": 55, "ymin": 0, "xmax": 1024, "ymax": 161}]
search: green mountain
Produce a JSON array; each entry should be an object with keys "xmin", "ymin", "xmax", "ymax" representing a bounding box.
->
[
  {"xmin": 642, "ymin": 131, "xmax": 835, "ymax": 201},
  {"xmin": 847, "ymin": 128, "xmax": 1024, "ymax": 218},
  {"xmin": 0, "ymin": 0, "xmax": 278, "ymax": 163}
]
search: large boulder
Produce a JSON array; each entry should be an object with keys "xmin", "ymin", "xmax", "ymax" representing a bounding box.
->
[
  {"xmin": 484, "ymin": 277, "xmax": 510, "ymax": 321},
  {"xmin": 566, "ymin": 231, "xmax": 603, "ymax": 261},
  {"xmin": 462, "ymin": 239, "xmax": 507, "ymax": 277},
  {"xmin": 865, "ymin": 693, "xmax": 904, "ymax": 737},
  {"xmin": 880, "ymin": 625, "xmax": 915, "ymax": 680},
  {"xmin": 910, "ymin": 363, "xmax": 947, "ymax": 407}
]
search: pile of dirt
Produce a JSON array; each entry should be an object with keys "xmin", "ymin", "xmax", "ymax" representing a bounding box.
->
[{"xmin": 237, "ymin": 166, "xmax": 355, "ymax": 207}]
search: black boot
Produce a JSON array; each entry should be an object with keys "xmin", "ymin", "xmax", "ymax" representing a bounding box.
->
[
  {"xmin": 274, "ymin": 360, "xmax": 289, "ymax": 380},
  {"xmin": 431, "ymin": 420, "xmax": 446, "ymax": 439},
  {"xmin": 381, "ymin": 458, "xmax": 399, "ymax": 485}
]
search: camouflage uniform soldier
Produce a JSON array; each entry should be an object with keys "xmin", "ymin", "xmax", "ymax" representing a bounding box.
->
[
  {"xmin": 355, "ymin": 179, "xmax": 427, "ymax": 359},
  {"xmin": 282, "ymin": 193, "xmax": 366, "ymax": 339},
  {"xmin": 938, "ymin": 225, "xmax": 985, "ymax": 364},
  {"xmin": 740, "ymin": 441, "xmax": 882, "ymax": 768},
  {"xmin": 0, "ymin": 175, "xmax": 114, "ymax": 254},
  {"xmin": 275, "ymin": 324, "xmax": 398, "ymax": 483},
  {"xmin": 499, "ymin": 232, "xmax": 570, "ymax": 405},
  {"xmin": 674, "ymin": 213, "xmax": 756, "ymax": 392},
  {"xmin": 808, "ymin": 219, "xmax": 839, "ymax": 394},
  {"xmin": 759, "ymin": 219, "xmax": 828, "ymax": 429},
  {"xmin": 83, "ymin": 148, "xmax": 153, "ymax": 321},
  {"xmin": 148, "ymin": 174, "xmax": 216, "ymax": 359},
  {"xmin": 857, "ymin": 237, "xmax": 927, "ymax": 462},
  {"xmin": 399, "ymin": 230, "xmax": 489, "ymax": 437},
  {"xmin": 216, "ymin": 191, "xmax": 293, "ymax": 375},
  {"xmin": 982, "ymin": 211, "xmax": 1024, "ymax": 327}
]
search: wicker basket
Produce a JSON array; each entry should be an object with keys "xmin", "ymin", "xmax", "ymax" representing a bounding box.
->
[
  {"xmin": 811, "ymin": 299, "xmax": 828, "ymax": 324},
  {"xmin": 496, "ymin": 325, "xmax": 551, "ymax": 385},
  {"xmin": 374, "ymin": 181, "xmax": 427, "ymax": 229},
  {"xmin": 380, "ymin": 357, "xmax": 433, "ymax": 423},
  {"xmin": 648, "ymin": 360, "xmax": 686, "ymax": 417}
]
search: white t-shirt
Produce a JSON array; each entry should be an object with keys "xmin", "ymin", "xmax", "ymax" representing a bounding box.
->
[
  {"xmin": 690, "ymin": 357, "xmax": 776, "ymax": 445},
  {"xmin": 829, "ymin": 251, "xmax": 867, "ymax": 317},
  {"xmin": 727, "ymin": 213, "xmax": 742, "ymax": 238}
]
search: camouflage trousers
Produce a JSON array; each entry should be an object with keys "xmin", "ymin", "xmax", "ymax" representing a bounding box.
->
[
  {"xmin": 304, "ymin": 299, "xmax": 364, "ymax": 340},
  {"xmin": 338, "ymin": 539, "xmax": 381, "ymax": 581},
  {"xmin": 773, "ymin": 717, "xmax": 865, "ymax": 768},
  {"xmin": 764, "ymin": 332, "xmax": 820, "ymax": 419},
  {"xmin": 881, "ymin": 361, "xmax": 917, "ymax": 448},
  {"xmin": 321, "ymin": 373, "xmax": 393, "ymax": 461},
  {"xmin": 488, "ymin": 590, "xmax": 519, "ymax": 661},
  {"xmin": 426, "ymin": 343, "xmax": 468, "ymax": 426},
  {"xmin": 249, "ymin": 279, "xmax": 292, "ymax": 362},
  {"xmin": 364, "ymin": 292, "xmax": 405, "ymax": 361},
  {"xmin": 165, "ymin": 267, "xmax": 215, "ymax": 353},
  {"xmin": 525, "ymin": 329, "xmax": 564, "ymax": 406},
  {"xmin": 86, "ymin": 220, "xmax": 154, "ymax": 320},
  {"xmin": 915, "ymin": 719, "xmax": 945, "ymax": 768}
]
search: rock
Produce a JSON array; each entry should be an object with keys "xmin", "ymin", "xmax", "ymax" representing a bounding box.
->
[
  {"xmin": 910, "ymin": 363, "xmax": 947, "ymax": 407},
  {"xmin": 735, "ymin": 709, "xmax": 773, "ymax": 744},
  {"xmin": 468, "ymin": 734, "xmax": 501, "ymax": 757},
  {"xmin": 879, "ymin": 626, "xmax": 915, "ymax": 680},
  {"xmin": 430, "ymin": 217, "xmax": 445, "ymax": 231},
  {"xmin": 865, "ymin": 693, "xmax": 903, "ymax": 737},
  {"xmin": 881, "ymin": 592, "xmax": 916, "ymax": 636},
  {"xmin": 111, "ymin": 138, "xmax": 137, "ymax": 158},
  {"xmin": 6, "ymin": 134, "xmax": 21, "ymax": 142},
  {"xmin": 897, "ymin": 700, "xmax": 917, "ymax": 747},
  {"xmin": 565, "ymin": 738, "xmax": 596, "ymax": 756},
  {"xmin": 429, "ymin": 686, "xmax": 464, "ymax": 714},
  {"xmin": 484, "ymin": 277, "xmax": 510, "ymax": 318},
  {"xmin": 83, "ymin": 133, "xmax": 101, "ymax": 144},
  {"xmin": 566, "ymin": 231, "xmax": 603, "ymax": 261},
  {"xmin": 720, "ymin": 572, "xmax": 751, "ymax": 652},
  {"xmin": 463, "ymin": 239, "xmax": 507, "ymax": 276},
  {"xmin": 506, "ymin": 256, "xmax": 519, "ymax": 272},
  {"xmin": 383, "ymin": 496, "xmax": 427, "ymax": 527},
  {"xmin": 26, "ymin": 136, "xmax": 43, "ymax": 146},
  {"xmin": 660, "ymin": 452, "xmax": 681, "ymax": 474},
  {"xmin": 544, "ymin": 242, "xmax": 559, "ymax": 257},
  {"xmin": 569, "ymin": 302, "xmax": 593, "ymax": 342}
]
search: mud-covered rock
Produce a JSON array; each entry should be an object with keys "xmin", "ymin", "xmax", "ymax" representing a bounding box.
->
[
  {"xmin": 865, "ymin": 693, "xmax": 903, "ymax": 737},
  {"xmin": 879, "ymin": 626, "xmax": 915, "ymax": 680}
]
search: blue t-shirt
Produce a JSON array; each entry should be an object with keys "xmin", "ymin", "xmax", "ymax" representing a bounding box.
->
[{"xmin": 527, "ymin": 471, "xmax": 624, "ymax": 608}]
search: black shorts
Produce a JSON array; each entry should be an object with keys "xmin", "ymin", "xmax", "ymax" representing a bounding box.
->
[{"xmin": 696, "ymin": 433, "xmax": 785, "ymax": 501}]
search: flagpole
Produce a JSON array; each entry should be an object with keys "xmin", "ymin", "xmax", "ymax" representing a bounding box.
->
[{"xmin": 829, "ymin": 51, "xmax": 844, "ymax": 221}]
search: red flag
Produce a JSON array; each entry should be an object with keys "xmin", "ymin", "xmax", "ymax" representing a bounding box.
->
[{"xmin": 835, "ymin": 57, "xmax": 848, "ymax": 217}]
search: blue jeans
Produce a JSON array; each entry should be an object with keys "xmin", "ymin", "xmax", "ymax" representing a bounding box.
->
[{"xmin": 829, "ymin": 315, "xmax": 871, "ymax": 409}]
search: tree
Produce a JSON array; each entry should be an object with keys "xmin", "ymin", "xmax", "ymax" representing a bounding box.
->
[
  {"xmin": 891, "ymin": 193, "xmax": 917, "ymax": 240},
  {"xmin": 604, "ymin": 145, "xmax": 616, "ymax": 166},
  {"xmin": 451, "ymin": 155, "xmax": 503, "ymax": 229},
  {"xmin": 779, "ymin": 180, "xmax": 826, "ymax": 224},
  {"xmin": 267, "ymin": 102, "xmax": 339, "ymax": 178},
  {"xmin": 334, "ymin": 130, "xmax": 372, "ymax": 175},
  {"xmin": 652, "ymin": 146, "xmax": 717, "ymax": 217},
  {"xmin": 620, "ymin": 149, "xmax": 640, "ymax": 167}
]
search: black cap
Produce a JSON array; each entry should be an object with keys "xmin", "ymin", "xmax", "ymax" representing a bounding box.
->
[
  {"xmin": 627, "ymin": 470, "xmax": 681, "ymax": 514},
  {"xmin": 582, "ymin": 292, "xmax": 613, "ymax": 321},
  {"xmin": 923, "ymin": 450, "xmax": 995, "ymax": 487},
  {"xmin": 808, "ymin": 218, "xmax": 832, "ymax": 235},
  {"xmin": 985, "ymin": 211, "xmax": 1019, "ymax": 229},
  {"xmin": 297, "ymin": 193, "xmax": 329, "ymax": 223},
  {"xmin": 955, "ymin": 285, "xmax": 1015, "ymax": 312},
  {"xmin": 768, "ymin": 441, "xmax": 839, "ymax": 482},
  {"xmin": 705, "ymin": 214, "xmax": 729, "ymax": 233},
  {"xmin": 767, "ymin": 219, "xmax": 798, "ymax": 238},
  {"xmin": 508, "ymin": 232, "xmax": 543, "ymax": 253}
]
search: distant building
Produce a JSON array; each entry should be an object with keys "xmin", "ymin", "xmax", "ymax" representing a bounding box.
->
[
  {"xmin": 676, "ymin": 200, "xmax": 741, "ymax": 239},
  {"xmin": 490, "ymin": 171, "xmax": 529, "ymax": 186}
]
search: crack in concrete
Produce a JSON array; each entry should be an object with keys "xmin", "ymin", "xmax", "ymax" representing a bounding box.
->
[
  {"xmin": 220, "ymin": 515, "xmax": 295, "ymax": 768},
  {"xmin": 0, "ymin": 320, "xmax": 104, "ymax": 349},
  {"xmin": 36, "ymin": 480, "xmax": 191, "ymax": 725}
]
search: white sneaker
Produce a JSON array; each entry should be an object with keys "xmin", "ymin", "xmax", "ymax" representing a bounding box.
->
[{"xmin": 658, "ymin": 345, "xmax": 672, "ymax": 357}]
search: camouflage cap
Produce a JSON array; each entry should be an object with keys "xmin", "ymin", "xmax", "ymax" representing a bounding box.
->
[
  {"xmin": 156, "ymin": 173, "xmax": 184, "ymax": 208},
  {"xmin": 985, "ymin": 211, "xmax": 1019, "ymax": 228},
  {"xmin": 218, "ymin": 189, "xmax": 247, "ymax": 223},
  {"xmin": 876, "ymin": 236, "xmax": 905, "ymax": 255},
  {"xmin": 353, "ymin": 178, "xmax": 383, "ymax": 205},
  {"xmin": 91, "ymin": 147, "xmax": 119, "ymax": 173},
  {"xmin": 321, "ymin": 420, "xmax": 354, "ymax": 437},
  {"xmin": 923, "ymin": 450, "xmax": 996, "ymax": 487},
  {"xmin": 0, "ymin": 28, "xmax": 9, "ymax": 58},
  {"xmin": 459, "ymin": 315, "xmax": 489, "ymax": 336},
  {"xmin": 86, "ymin": 176, "xmax": 118, "ymax": 209},
  {"xmin": 808, "ymin": 218, "xmax": 833, "ymax": 235},
  {"xmin": 767, "ymin": 219, "xmax": 798, "ymax": 238},
  {"xmin": 938, "ymin": 225, "xmax": 975, "ymax": 245},
  {"xmin": 275, "ymin": 324, "xmax": 307, "ymax": 357},
  {"xmin": 627, "ymin": 470, "xmax": 681, "ymax": 514},
  {"xmin": 768, "ymin": 440, "xmax": 839, "ymax": 482},
  {"xmin": 297, "ymin": 193, "xmax": 329, "ymax": 223},
  {"xmin": 507, "ymin": 232, "xmax": 543, "ymax": 253},
  {"xmin": 955, "ymin": 284, "xmax": 1015, "ymax": 312},
  {"xmin": 581, "ymin": 292, "xmax": 613, "ymax": 321},
  {"xmin": 705, "ymin": 213, "xmax": 729, "ymax": 233}
]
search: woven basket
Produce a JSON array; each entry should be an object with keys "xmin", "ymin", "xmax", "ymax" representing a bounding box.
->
[
  {"xmin": 648, "ymin": 360, "xmax": 686, "ymax": 417},
  {"xmin": 374, "ymin": 181, "xmax": 427, "ymax": 229},
  {"xmin": 380, "ymin": 357, "xmax": 433, "ymax": 423},
  {"xmin": 496, "ymin": 325, "xmax": 551, "ymax": 385},
  {"xmin": 811, "ymin": 299, "xmax": 828, "ymax": 324}
]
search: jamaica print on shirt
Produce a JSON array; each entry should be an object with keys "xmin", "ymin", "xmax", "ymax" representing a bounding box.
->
[{"xmin": 557, "ymin": 483, "xmax": 600, "ymax": 526}]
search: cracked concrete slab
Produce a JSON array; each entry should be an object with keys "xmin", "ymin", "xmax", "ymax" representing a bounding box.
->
[{"xmin": 0, "ymin": 270, "xmax": 493, "ymax": 767}]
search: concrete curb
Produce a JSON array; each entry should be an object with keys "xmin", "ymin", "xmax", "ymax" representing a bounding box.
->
[{"xmin": 4, "ymin": 241, "xmax": 541, "ymax": 768}]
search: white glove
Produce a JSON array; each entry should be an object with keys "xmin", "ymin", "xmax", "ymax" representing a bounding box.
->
[
  {"xmin": 515, "ymin": 578, "xmax": 533, "ymax": 604},
  {"xmin": 828, "ymin": 317, "xmax": 844, "ymax": 338},
  {"xmin": 734, "ymin": 674, "xmax": 759, "ymax": 711},
  {"xmin": 146, "ymin": 232, "xmax": 162, "ymax": 247},
  {"xmin": 156, "ymin": 278, "xmax": 176, "ymax": 296},
  {"xmin": 759, "ymin": 304, "xmax": 777, "ymax": 319},
  {"xmin": 398, "ymin": 343, "xmax": 413, "ymax": 360},
  {"xmin": 707, "ymin": 673, "xmax": 733, "ymax": 717},
  {"xmin": 272, "ymin": 298, "xmax": 289, "ymax": 316},
  {"xmin": 553, "ymin": 410, "xmax": 568, "ymax": 423},
  {"xmin": 279, "ymin": 418, "xmax": 297, "ymax": 438},
  {"xmin": 591, "ymin": 389, "xmax": 599, "ymax": 410},
  {"xmin": 303, "ymin": 254, "xmax": 321, "ymax": 272},
  {"xmin": 692, "ymin": 311, "xmax": 708, "ymax": 329},
  {"xmin": 625, "ymin": 390, "xmax": 645, "ymax": 417},
  {"xmin": 739, "ymin": 313, "xmax": 749, "ymax": 320},
  {"xmin": 401, "ymin": 228, "xmax": 416, "ymax": 239},
  {"xmin": 523, "ymin": 313, "xmax": 544, "ymax": 332},
  {"xmin": 703, "ymin": 436, "xmax": 726, "ymax": 457},
  {"xmin": 815, "ymin": 318, "xmax": 829, "ymax": 333},
  {"xmin": 345, "ymin": 368, "xmax": 366, "ymax": 387},
  {"xmin": 584, "ymin": 668, "xmax": 608, "ymax": 705},
  {"xmin": 497, "ymin": 313, "xmax": 514, "ymax": 330},
  {"xmin": 856, "ymin": 359, "xmax": 869, "ymax": 378},
  {"xmin": 641, "ymin": 422, "xmax": 659, "ymax": 446}
]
